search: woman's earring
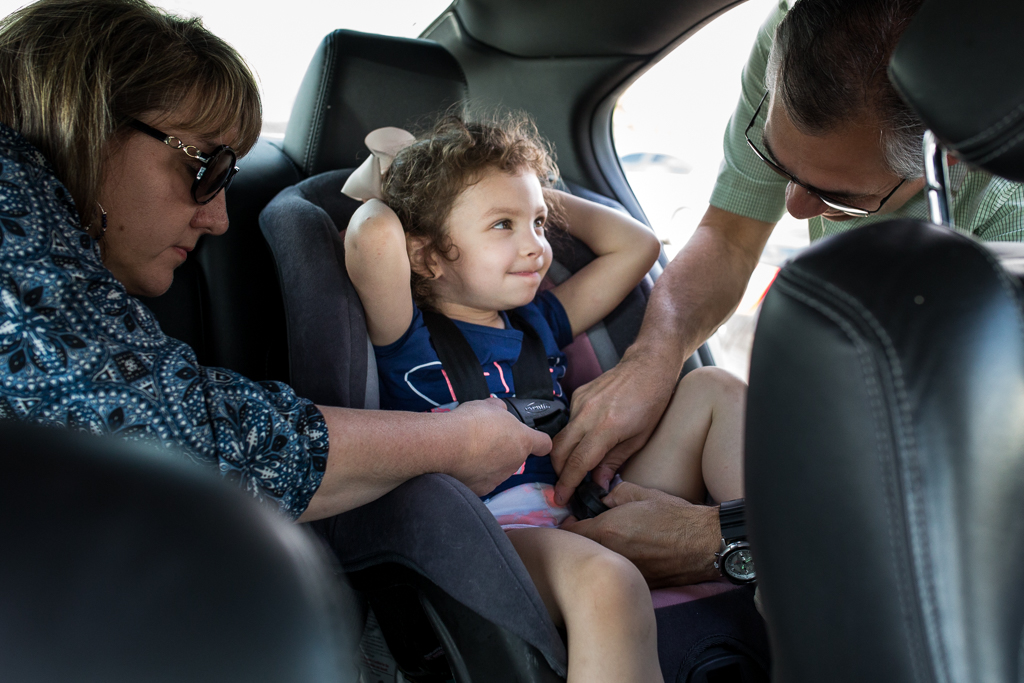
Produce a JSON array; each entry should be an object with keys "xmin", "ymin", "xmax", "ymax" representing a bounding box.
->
[{"xmin": 96, "ymin": 202, "xmax": 108, "ymax": 239}]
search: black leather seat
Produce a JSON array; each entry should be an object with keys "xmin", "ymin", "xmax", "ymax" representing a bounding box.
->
[
  {"xmin": 745, "ymin": 0, "xmax": 1024, "ymax": 680},
  {"xmin": 0, "ymin": 423, "xmax": 361, "ymax": 682}
]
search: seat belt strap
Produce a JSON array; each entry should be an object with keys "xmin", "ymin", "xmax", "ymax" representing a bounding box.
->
[
  {"xmin": 506, "ymin": 310, "xmax": 555, "ymax": 400},
  {"xmin": 421, "ymin": 309, "xmax": 554, "ymax": 402},
  {"xmin": 421, "ymin": 309, "xmax": 491, "ymax": 402}
]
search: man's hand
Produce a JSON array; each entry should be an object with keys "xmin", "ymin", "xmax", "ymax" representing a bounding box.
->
[
  {"xmin": 550, "ymin": 349, "xmax": 677, "ymax": 504},
  {"xmin": 445, "ymin": 398, "xmax": 551, "ymax": 496},
  {"xmin": 560, "ymin": 482, "xmax": 720, "ymax": 588},
  {"xmin": 551, "ymin": 206, "xmax": 773, "ymax": 505}
]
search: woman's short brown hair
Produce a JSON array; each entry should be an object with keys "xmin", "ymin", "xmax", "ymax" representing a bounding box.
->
[
  {"xmin": 381, "ymin": 114, "xmax": 561, "ymax": 308},
  {"xmin": 0, "ymin": 0, "xmax": 262, "ymax": 229}
]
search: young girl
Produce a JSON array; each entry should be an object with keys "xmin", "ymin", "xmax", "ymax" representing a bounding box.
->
[{"xmin": 344, "ymin": 116, "xmax": 746, "ymax": 683}]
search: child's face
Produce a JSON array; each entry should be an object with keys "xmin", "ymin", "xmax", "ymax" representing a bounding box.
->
[{"xmin": 430, "ymin": 167, "xmax": 552, "ymax": 314}]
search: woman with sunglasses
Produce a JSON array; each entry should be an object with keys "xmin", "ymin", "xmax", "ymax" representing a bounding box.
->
[{"xmin": 0, "ymin": 0, "xmax": 548, "ymax": 521}]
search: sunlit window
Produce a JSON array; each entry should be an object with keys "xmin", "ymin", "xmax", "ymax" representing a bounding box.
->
[{"xmin": 613, "ymin": 0, "xmax": 809, "ymax": 380}]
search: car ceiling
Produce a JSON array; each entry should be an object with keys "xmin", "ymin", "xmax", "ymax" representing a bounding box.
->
[
  {"xmin": 450, "ymin": 0, "xmax": 747, "ymax": 58},
  {"xmin": 423, "ymin": 0, "xmax": 747, "ymax": 220}
]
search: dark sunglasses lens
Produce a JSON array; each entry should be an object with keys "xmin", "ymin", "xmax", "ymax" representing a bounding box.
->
[{"xmin": 194, "ymin": 147, "xmax": 236, "ymax": 204}]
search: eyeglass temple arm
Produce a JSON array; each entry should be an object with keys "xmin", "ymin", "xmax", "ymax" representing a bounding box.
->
[{"xmin": 923, "ymin": 130, "xmax": 953, "ymax": 228}]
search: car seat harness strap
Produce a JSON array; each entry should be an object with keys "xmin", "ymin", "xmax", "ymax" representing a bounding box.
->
[{"xmin": 420, "ymin": 309, "xmax": 569, "ymax": 437}]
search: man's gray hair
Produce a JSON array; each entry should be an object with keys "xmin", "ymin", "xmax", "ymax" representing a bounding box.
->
[{"xmin": 765, "ymin": 0, "xmax": 926, "ymax": 180}]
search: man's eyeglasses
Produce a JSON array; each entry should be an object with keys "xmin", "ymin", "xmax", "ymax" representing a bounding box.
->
[
  {"xmin": 129, "ymin": 119, "xmax": 239, "ymax": 205},
  {"xmin": 744, "ymin": 91, "xmax": 905, "ymax": 217}
]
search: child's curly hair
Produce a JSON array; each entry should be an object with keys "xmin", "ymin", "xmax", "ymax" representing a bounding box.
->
[{"xmin": 381, "ymin": 113, "xmax": 561, "ymax": 308}]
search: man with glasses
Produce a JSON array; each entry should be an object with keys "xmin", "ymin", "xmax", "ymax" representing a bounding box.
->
[{"xmin": 555, "ymin": 0, "xmax": 1024, "ymax": 586}]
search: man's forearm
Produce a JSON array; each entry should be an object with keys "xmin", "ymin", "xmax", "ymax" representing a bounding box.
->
[{"xmin": 627, "ymin": 206, "xmax": 774, "ymax": 369}]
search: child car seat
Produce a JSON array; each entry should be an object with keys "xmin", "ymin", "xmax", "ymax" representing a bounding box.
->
[
  {"xmin": 261, "ymin": 29, "xmax": 768, "ymax": 683},
  {"xmin": 745, "ymin": 0, "xmax": 1024, "ymax": 680}
]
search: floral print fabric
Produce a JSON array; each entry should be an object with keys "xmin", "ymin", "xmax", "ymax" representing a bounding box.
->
[{"xmin": 0, "ymin": 123, "xmax": 327, "ymax": 518}]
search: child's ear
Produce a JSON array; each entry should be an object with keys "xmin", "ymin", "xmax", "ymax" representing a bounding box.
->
[{"xmin": 407, "ymin": 235, "xmax": 442, "ymax": 279}]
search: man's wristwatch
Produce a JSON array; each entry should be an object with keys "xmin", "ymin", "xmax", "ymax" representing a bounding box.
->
[{"xmin": 715, "ymin": 498, "xmax": 756, "ymax": 584}]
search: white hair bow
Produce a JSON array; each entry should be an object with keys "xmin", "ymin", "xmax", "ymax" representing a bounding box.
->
[{"xmin": 341, "ymin": 127, "xmax": 416, "ymax": 201}]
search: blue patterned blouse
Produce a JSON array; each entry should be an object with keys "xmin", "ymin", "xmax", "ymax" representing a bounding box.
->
[{"xmin": 0, "ymin": 123, "xmax": 327, "ymax": 518}]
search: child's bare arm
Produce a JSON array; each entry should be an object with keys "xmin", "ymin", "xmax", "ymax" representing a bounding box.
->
[
  {"xmin": 547, "ymin": 190, "xmax": 661, "ymax": 337},
  {"xmin": 344, "ymin": 199, "xmax": 415, "ymax": 346}
]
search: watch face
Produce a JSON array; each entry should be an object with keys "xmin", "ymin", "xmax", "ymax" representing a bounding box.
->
[{"xmin": 725, "ymin": 548, "xmax": 756, "ymax": 582}]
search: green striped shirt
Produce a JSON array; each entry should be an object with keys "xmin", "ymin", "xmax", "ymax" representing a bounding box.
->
[{"xmin": 709, "ymin": 0, "xmax": 1024, "ymax": 243}]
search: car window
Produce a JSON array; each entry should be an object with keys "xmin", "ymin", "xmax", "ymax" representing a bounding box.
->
[
  {"xmin": 0, "ymin": 0, "xmax": 452, "ymax": 137},
  {"xmin": 613, "ymin": 0, "xmax": 809, "ymax": 380}
]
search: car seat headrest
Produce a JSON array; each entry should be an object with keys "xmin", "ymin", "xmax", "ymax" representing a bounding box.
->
[
  {"xmin": 0, "ymin": 424, "xmax": 361, "ymax": 683},
  {"xmin": 746, "ymin": 219, "xmax": 1024, "ymax": 682},
  {"xmin": 283, "ymin": 30, "xmax": 467, "ymax": 177},
  {"xmin": 889, "ymin": 0, "xmax": 1024, "ymax": 182}
]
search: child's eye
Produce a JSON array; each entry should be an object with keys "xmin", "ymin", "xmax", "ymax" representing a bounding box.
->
[
  {"xmin": 534, "ymin": 218, "xmax": 546, "ymax": 231},
  {"xmin": 493, "ymin": 219, "xmax": 513, "ymax": 230}
]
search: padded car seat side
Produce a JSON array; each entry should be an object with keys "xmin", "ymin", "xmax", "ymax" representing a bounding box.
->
[
  {"xmin": 746, "ymin": 221, "xmax": 1024, "ymax": 682},
  {"xmin": 0, "ymin": 423, "xmax": 361, "ymax": 683}
]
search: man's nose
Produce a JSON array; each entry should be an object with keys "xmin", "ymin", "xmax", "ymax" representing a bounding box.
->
[
  {"xmin": 192, "ymin": 191, "xmax": 229, "ymax": 235},
  {"xmin": 785, "ymin": 182, "xmax": 830, "ymax": 220}
]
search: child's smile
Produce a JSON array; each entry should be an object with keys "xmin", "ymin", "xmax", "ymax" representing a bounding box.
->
[{"xmin": 429, "ymin": 168, "xmax": 552, "ymax": 327}]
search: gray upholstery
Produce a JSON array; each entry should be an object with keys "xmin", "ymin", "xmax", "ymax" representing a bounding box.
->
[
  {"xmin": 313, "ymin": 474, "xmax": 568, "ymax": 677},
  {"xmin": 746, "ymin": 220, "xmax": 1024, "ymax": 682},
  {"xmin": 260, "ymin": 170, "xmax": 375, "ymax": 408}
]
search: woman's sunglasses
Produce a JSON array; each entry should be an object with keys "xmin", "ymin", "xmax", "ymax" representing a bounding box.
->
[{"xmin": 129, "ymin": 119, "xmax": 239, "ymax": 205}]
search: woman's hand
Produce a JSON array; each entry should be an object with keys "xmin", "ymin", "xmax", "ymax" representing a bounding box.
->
[
  {"xmin": 445, "ymin": 398, "xmax": 552, "ymax": 496},
  {"xmin": 560, "ymin": 482, "xmax": 721, "ymax": 588}
]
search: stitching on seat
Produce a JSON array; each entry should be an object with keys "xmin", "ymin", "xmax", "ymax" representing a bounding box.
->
[
  {"xmin": 955, "ymin": 238, "xmax": 1024, "ymax": 337},
  {"xmin": 774, "ymin": 267, "xmax": 943, "ymax": 683},
  {"xmin": 954, "ymin": 99, "xmax": 1024, "ymax": 151},
  {"xmin": 971, "ymin": 127, "xmax": 1024, "ymax": 167},
  {"xmin": 305, "ymin": 33, "xmax": 338, "ymax": 174}
]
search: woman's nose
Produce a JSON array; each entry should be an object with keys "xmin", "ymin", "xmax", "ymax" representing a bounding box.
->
[
  {"xmin": 192, "ymin": 191, "xmax": 229, "ymax": 235},
  {"xmin": 785, "ymin": 182, "xmax": 830, "ymax": 220}
]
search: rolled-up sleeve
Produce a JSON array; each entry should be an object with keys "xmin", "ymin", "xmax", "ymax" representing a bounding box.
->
[{"xmin": 708, "ymin": 0, "xmax": 791, "ymax": 224}]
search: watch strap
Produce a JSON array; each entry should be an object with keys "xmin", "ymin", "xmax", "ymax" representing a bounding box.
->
[{"xmin": 719, "ymin": 498, "xmax": 746, "ymax": 544}]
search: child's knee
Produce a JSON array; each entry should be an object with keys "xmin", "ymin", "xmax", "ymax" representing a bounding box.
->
[
  {"xmin": 682, "ymin": 366, "xmax": 746, "ymax": 405},
  {"xmin": 576, "ymin": 550, "xmax": 651, "ymax": 613}
]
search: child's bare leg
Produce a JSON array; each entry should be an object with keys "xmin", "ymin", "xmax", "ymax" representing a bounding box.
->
[
  {"xmin": 619, "ymin": 366, "xmax": 746, "ymax": 503},
  {"xmin": 505, "ymin": 527, "xmax": 663, "ymax": 683}
]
